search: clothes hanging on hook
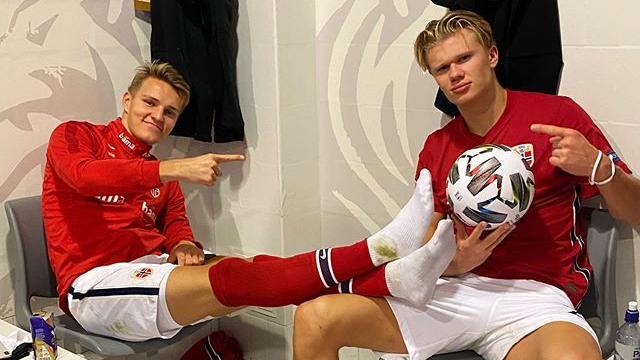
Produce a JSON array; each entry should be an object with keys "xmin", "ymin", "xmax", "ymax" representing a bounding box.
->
[{"xmin": 151, "ymin": 0, "xmax": 244, "ymax": 143}]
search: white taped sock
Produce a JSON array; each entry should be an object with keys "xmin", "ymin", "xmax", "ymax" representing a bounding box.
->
[
  {"xmin": 385, "ymin": 219, "xmax": 455, "ymax": 307},
  {"xmin": 367, "ymin": 169, "xmax": 434, "ymax": 266}
]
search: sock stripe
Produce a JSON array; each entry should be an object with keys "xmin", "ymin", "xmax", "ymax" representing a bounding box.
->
[
  {"xmin": 339, "ymin": 279, "xmax": 353, "ymax": 294},
  {"xmin": 315, "ymin": 249, "xmax": 328, "ymax": 288},
  {"xmin": 316, "ymin": 248, "xmax": 338, "ymax": 288},
  {"xmin": 327, "ymin": 248, "xmax": 339, "ymax": 285}
]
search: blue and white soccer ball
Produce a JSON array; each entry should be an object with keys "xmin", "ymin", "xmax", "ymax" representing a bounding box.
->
[{"xmin": 446, "ymin": 144, "xmax": 535, "ymax": 230}]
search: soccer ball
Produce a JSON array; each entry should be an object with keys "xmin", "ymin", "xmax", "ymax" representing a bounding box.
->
[{"xmin": 446, "ymin": 144, "xmax": 535, "ymax": 230}]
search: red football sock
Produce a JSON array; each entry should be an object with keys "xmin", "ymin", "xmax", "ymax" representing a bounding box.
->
[
  {"xmin": 250, "ymin": 254, "xmax": 282, "ymax": 263},
  {"xmin": 208, "ymin": 240, "xmax": 376, "ymax": 307},
  {"xmin": 336, "ymin": 265, "xmax": 391, "ymax": 297},
  {"xmin": 248, "ymin": 254, "xmax": 391, "ymax": 299}
]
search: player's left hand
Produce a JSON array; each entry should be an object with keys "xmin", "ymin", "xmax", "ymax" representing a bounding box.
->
[
  {"xmin": 168, "ymin": 241, "xmax": 205, "ymax": 266},
  {"xmin": 530, "ymin": 124, "xmax": 600, "ymax": 177}
]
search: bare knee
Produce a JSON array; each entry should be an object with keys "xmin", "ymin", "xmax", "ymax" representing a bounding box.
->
[
  {"xmin": 294, "ymin": 296, "xmax": 343, "ymax": 353},
  {"xmin": 507, "ymin": 322, "xmax": 601, "ymax": 360},
  {"xmin": 295, "ymin": 297, "xmax": 339, "ymax": 340}
]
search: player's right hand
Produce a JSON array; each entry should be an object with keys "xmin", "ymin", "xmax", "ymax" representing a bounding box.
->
[
  {"xmin": 160, "ymin": 153, "xmax": 245, "ymax": 185},
  {"xmin": 445, "ymin": 216, "xmax": 514, "ymax": 275}
]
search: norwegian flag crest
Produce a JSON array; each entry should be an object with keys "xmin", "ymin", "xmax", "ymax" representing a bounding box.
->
[
  {"xmin": 133, "ymin": 267, "xmax": 153, "ymax": 280},
  {"xmin": 512, "ymin": 143, "xmax": 535, "ymax": 168}
]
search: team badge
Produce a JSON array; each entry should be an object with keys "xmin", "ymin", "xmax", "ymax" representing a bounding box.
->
[
  {"xmin": 132, "ymin": 267, "xmax": 153, "ymax": 280},
  {"xmin": 151, "ymin": 188, "xmax": 160, "ymax": 198},
  {"xmin": 512, "ymin": 143, "xmax": 535, "ymax": 168}
]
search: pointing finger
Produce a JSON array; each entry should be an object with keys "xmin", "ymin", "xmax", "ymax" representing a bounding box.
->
[
  {"xmin": 530, "ymin": 124, "xmax": 573, "ymax": 137},
  {"xmin": 213, "ymin": 154, "xmax": 245, "ymax": 163}
]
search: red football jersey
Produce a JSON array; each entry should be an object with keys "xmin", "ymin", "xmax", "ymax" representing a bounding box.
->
[
  {"xmin": 42, "ymin": 118, "xmax": 197, "ymax": 315},
  {"xmin": 416, "ymin": 90, "xmax": 630, "ymax": 306}
]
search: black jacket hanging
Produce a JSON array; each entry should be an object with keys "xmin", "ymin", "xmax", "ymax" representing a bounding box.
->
[
  {"xmin": 430, "ymin": 0, "xmax": 563, "ymax": 117},
  {"xmin": 151, "ymin": 0, "xmax": 244, "ymax": 143}
]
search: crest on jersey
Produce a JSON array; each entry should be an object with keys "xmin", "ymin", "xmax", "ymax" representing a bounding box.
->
[
  {"xmin": 511, "ymin": 143, "xmax": 535, "ymax": 167},
  {"xmin": 132, "ymin": 267, "xmax": 153, "ymax": 280},
  {"xmin": 150, "ymin": 188, "xmax": 160, "ymax": 198}
]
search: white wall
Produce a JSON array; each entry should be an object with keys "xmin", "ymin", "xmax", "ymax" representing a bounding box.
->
[
  {"xmin": 317, "ymin": 1, "xmax": 446, "ymax": 247},
  {"xmin": 557, "ymin": 0, "xmax": 640, "ymax": 318}
]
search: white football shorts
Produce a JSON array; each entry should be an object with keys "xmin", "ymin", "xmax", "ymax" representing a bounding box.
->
[
  {"xmin": 384, "ymin": 274, "xmax": 599, "ymax": 360},
  {"xmin": 68, "ymin": 254, "xmax": 193, "ymax": 341}
]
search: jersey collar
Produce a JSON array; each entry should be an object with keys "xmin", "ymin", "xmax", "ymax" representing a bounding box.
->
[{"xmin": 110, "ymin": 117, "xmax": 152, "ymax": 156}]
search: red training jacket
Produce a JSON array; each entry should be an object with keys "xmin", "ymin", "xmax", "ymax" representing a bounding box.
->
[{"xmin": 42, "ymin": 118, "xmax": 197, "ymax": 315}]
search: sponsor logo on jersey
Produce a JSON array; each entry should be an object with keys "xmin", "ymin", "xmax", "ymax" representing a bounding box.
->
[
  {"xmin": 132, "ymin": 267, "xmax": 153, "ymax": 280},
  {"xmin": 142, "ymin": 201, "xmax": 157, "ymax": 223},
  {"xmin": 118, "ymin": 132, "xmax": 135, "ymax": 150},
  {"xmin": 95, "ymin": 195, "xmax": 126, "ymax": 204},
  {"xmin": 512, "ymin": 143, "xmax": 535, "ymax": 167},
  {"xmin": 150, "ymin": 188, "xmax": 160, "ymax": 198}
]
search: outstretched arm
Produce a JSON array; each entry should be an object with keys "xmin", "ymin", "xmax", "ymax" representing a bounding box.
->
[
  {"xmin": 48, "ymin": 122, "xmax": 245, "ymax": 195},
  {"xmin": 47, "ymin": 122, "xmax": 161, "ymax": 195},
  {"xmin": 159, "ymin": 153, "xmax": 245, "ymax": 186}
]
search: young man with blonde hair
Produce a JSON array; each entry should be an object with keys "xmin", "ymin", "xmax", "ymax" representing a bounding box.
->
[
  {"xmin": 43, "ymin": 61, "xmax": 458, "ymax": 341},
  {"xmin": 292, "ymin": 10, "xmax": 640, "ymax": 360}
]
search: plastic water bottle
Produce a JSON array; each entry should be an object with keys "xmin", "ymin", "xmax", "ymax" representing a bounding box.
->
[{"xmin": 615, "ymin": 301, "xmax": 640, "ymax": 360}]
